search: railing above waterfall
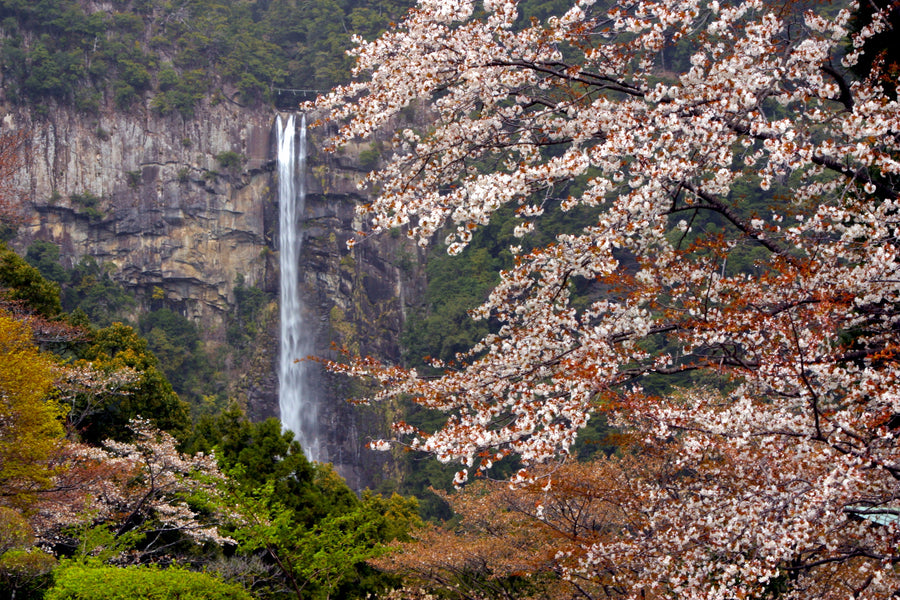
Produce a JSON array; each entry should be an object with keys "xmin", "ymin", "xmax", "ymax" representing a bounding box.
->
[
  {"xmin": 273, "ymin": 88, "xmax": 326, "ymax": 109},
  {"xmin": 273, "ymin": 88, "xmax": 326, "ymax": 97}
]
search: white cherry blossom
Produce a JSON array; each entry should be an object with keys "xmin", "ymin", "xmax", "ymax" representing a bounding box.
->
[{"xmin": 314, "ymin": 0, "xmax": 900, "ymax": 596}]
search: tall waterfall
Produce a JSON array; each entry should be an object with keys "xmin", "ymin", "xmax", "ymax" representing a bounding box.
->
[{"xmin": 276, "ymin": 113, "xmax": 321, "ymax": 462}]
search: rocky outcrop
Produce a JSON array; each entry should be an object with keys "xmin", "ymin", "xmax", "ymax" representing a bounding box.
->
[{"xmin": 4, "ymin": 97, "xmax": 425, "ymax": 490}]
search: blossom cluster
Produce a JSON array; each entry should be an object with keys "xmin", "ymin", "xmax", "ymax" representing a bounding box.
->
[
  {"xmin": 315, "ymin": 0, "xmax": 900, "ymax": 595},
  {"xmin": 33, "ymin": 419, "xmax": 232, "ymax": 557}
]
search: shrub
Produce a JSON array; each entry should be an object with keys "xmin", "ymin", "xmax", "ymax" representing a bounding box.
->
[
  {"xmin": 45, "ymin": 563, "xmax": 252, "ymax": 600},
  {"xmin": 69, "ymin": 192, "xmax": 99, "ymax": 208},
  {"xmin": 126, "ymin": 170, "xmax": 142, "ymax": 188},
  {"xmin": 69, "ymin": 192, "xmax": 103, "ymax": 220},
  {"xmin": 215, "ymin": 151, "xmax": 245, "ymax": 172}
]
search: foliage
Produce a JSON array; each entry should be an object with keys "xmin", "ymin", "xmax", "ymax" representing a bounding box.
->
[
  {"xmin": 68, "ymin": 191, "xmax": 103, "ymax": 220},
  {"xmin": 126, "ymin": 170, "xmax": 142, "ymax": 189},
  {"xmin": 215, "ymin": 150, "xmax": 246, "ymax": 173},
  {"xmin": 0, "ymin": 125, "xmax": 242, "ymax": 596},
  {"xmin": 61, "ymin": 256, "xmax": 136, "ymax": 328},
  {"xmin": 0, "ymin": 547, "xmax": 56, "ymax": 600},
  {"xmin": 0, "ymin": 243, "xmax": 414, "ymax": 599},
  {"xmin": 188, "ymin": 407, "xmax": 419, "ymax": 599},
  {"xmin": 149, "ymin": 68, "xmax": 207, "ymax": 118},
  {"xmin": 0, "ymin": 507, "xmax": 31, "ymax": 555},
  {"xmin": 0, "ymin": 0, "xmax": 414, "ymax": 113},
  {"xmin": 0, "ymin": 310, "xmax": 65, "ymax": 511},
  {"xmin": 15, "ymin": 241, "xmax": 218, "ymax": 427},
  {"xmin": 402, "ymin": 242, "xmax": 501, "ymax": 369},
  {"xmin": 75, "ymin": 322, "xmax": 190, "ymax": 444},
  {"xmin": 316, "ymin": 0, "xmax": 900, "ymax": 597},
  {"xmin": 138, "ymin": 307, "xmax": 222, "ymax": 410},
  {"xmin": 10, "ymin": 418, "xmax": 232, "ymax": 573},
  {"xmin": 0, "ymin": 448, "xmax": 58, "ymax": 600},
  {"xmin": 221, "ymin": 475, "xmax": 418, "ymax": 600},
  {"xmin": 0, "ymin": 242, "xmax": 63, "ymax": 317},
  {"xmin": 45, "ymin": 562, "xmax": 252, "ymax": 600},
  {"xmin": 19, "ymin": 246, "xmax": 225, "ymax": 434},
  {"xmin": 379, "ymin": 453, "xmax": 721, "ymax": 600},
  {"xmin": 226, "ymin": 274, "xmax": 272, "ymax": 348},
  {"xmin": 55, "ymin": 360, "xmax": 140, "ymax": 435},
  {"xmin": 25, "ymin": 240, "xmax": 70, "ymax": 285},
  {"xmin": 188, "ymin": 408, "xmax": 354, "ymax": 525},
  {"xmin": 75, "ymin": 421, "xmax": 231, "ymax": 549}
]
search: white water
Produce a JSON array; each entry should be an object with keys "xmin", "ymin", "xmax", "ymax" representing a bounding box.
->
[{"xmin": 277, "ymin": 113, "xmax": 321, "ymax": 462}]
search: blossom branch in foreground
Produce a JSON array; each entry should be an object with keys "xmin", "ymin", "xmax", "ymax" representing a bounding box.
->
[{"xmin": 315, "ymin": 0, "xmax": 900, "ymax": 596}]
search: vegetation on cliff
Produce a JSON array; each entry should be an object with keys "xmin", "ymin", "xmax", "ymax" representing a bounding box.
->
[
  {"xmin": 0, "ymin": 243, "xmax": 419, "ymax": 600},
  {"xmin": 0, "ymin": 0, "xmax": 412, "ymax": 114},
  {"xmin": 4, "ymin": 0, "xmax": 900, "ymax": 596}
]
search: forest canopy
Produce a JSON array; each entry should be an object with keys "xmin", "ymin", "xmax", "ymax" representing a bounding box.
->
[{"xmin": 0, "ymin": 0, "xmax": 412, "ymax": 113}]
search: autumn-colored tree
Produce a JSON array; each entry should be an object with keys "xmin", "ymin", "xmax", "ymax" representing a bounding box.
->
[
  {"xmin": 315, "ymin": 0, "xmax": 900, "ymax": 597},
  {"xmin": 0, "ymin": 310, "xmax": 65, "ymax": 511},
  {"xmin": 0, "ymin": 284, "xmax": 223, "ymax": 594},
  {"xmin": 374, "ymin": 458, "xmax": 646, "ymax": 600},
  {"xmin": 381, "ymin": 444, "xmax": 859, "ymax": 600},
  {"xmin": 0, "ymin": 309, "xmax": 67, "ymax": 599}
]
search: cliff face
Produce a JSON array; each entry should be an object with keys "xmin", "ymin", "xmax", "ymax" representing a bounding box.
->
[
  {"xmin": 5, "ymin": 98, "xmax": 424, "ymax": 490},
  {"xmin": 301, "ymin": 123, "xmax": 427, "ymax": 489},
  {"xmin": 6, "ymin": 99, "xmax": 278, "ymax": 321}
]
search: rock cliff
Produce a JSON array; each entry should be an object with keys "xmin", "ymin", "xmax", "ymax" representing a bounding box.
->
[
  {"xmin": 6, "ymin": 98, "xmax": 277, "ymax": 321},
  {"xmin": 4, "ymin": 97, "xmax": 424, "ymax": 490}
]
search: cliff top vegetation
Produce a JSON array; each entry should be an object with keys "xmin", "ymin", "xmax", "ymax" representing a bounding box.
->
[{"xmin": 0, "ymin": 0, "xmax": 412, "ymax": 115}]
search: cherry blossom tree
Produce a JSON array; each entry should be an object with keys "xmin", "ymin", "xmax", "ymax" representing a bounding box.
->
[
  {"xmin": 54, "ymin": 361, "xmax": 140, "ymax": 434},
  {"xmin": 314, "ymin": 0, "xmax": 900, "ymax": 596},
  {"xmin": 374, "ymin": 457, "xmax": 658, "ymax": 600},
  {"xmin": 33, "ymin": 419, "xmax": 232, "ymax": 559}
]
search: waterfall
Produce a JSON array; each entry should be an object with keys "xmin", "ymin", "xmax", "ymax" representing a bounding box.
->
[{"xmin": 276, "ymin": 113, "xmax": 321, "ymax": 462}]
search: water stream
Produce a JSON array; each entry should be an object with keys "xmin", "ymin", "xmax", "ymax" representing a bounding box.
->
[{"xmin": 276, "ymin": 113, "xmax": 321, "ymax": 462}]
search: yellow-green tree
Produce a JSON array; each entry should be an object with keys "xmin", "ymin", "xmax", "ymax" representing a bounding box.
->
[
  {"xmin": 0, "ymin": 243, "xmax": 63, "ymax": 318},
  {"xmin": 75, "ymin": 322, "xmax": 190, "ymax": 444},
  {"xmin": 0, "ymin": 310, "xmax": 64, "ymax": 510}
]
